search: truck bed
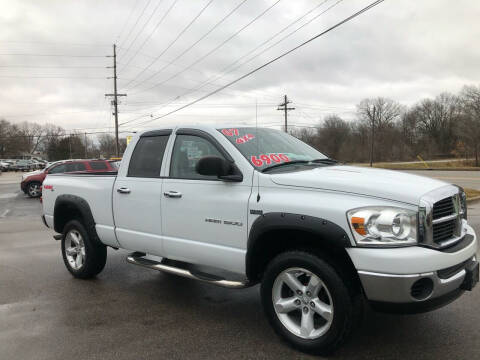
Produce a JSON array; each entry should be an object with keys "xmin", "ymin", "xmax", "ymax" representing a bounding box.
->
[{"xmin": 42, "ymin": 173, "xmax": 119, "ymax": 247}]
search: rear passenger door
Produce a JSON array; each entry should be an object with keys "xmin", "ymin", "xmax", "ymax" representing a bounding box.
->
[{"xmin": 112, "ymin": 130, "xmax": 171, "ymax": 255}]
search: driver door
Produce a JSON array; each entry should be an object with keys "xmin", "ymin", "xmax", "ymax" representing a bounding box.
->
[{"xmin": 161, "ymin": 129, "xmax": 252, "ymax": 274}]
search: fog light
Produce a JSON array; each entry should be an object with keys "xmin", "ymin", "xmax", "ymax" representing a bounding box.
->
[{"xmin": 410, "ymin": 278, "xmax": 434, "ymax": 300}]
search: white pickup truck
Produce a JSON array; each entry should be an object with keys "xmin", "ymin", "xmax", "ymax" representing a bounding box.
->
[{"xmin": 41, "ymin": 125, "xmax": 478, "ymax": 355}]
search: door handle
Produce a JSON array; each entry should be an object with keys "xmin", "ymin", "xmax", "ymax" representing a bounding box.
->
[
  {"xmin": 117, "ymin": 187, "xmax": 131, "ymax": 194},
  {"xmin": 164, "ymin": 191, "xmax": 182, "ymax": 198}
]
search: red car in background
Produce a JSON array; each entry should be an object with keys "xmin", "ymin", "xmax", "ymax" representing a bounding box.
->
[{"xmin": 21, "ymin": 159, "xmax": 115, "ymax": 198}]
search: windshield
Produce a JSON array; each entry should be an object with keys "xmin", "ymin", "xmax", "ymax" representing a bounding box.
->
[{"xmin": 218, "ymin": 127, "xmax": 327, "ymax": 171}]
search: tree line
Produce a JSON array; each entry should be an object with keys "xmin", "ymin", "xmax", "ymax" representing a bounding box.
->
[
  {"xmin": 290, "ymin": 85, "xmax": 480, "ymax": 166},
  {"xmin": 2, "ymin": 84, "xmax": 479, "ymax": 164},
  {"xmin": 0, "ymin": 120, "xmax": 127, "ymax": 161}
]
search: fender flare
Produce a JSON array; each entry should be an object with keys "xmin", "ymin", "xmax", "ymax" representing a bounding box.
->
[
  {"xmin": 53, "ymin": 194, "xmax": 103, "ymax": 246},
  {"xmin": 246, "ymin": 212, "xmax": 352, "ymax": 279}
]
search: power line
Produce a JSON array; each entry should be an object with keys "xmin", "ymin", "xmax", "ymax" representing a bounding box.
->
[
  {"xmin": 136, "ymin": 0, "xmax": 340, "ymax": 118},
  {"xmin": 122, "ymin": 0, "xmax": 214, "ymax": 88},
  {"xmin": 119, "ymin": 0, "xmax": 179, "ymax": 72},
  {"xmin": 115, "ymin": 0, "xmax": 141, "ymax": 42},
  {"xmin": 122, "ymin": 0, "xmax": 248, "ymax": 91},
  {"xmin": 130, "ymin": 0, "xmax": 386, "ymax": 128},
  {"xmin": 0, "ymin": 41, "xmax": 110, "ymax": 47},
  {"xmin": 0, "ymin": 65, "xmax": 107, "ymax": 68},
  {"xmin": 0, "ymin": 75, "xmax": 107, "ymax": 79},
  {"xmin": 130, "ymin": 0, "xmax": 282, "ymax": 94},
  {"xmin": 0, "ymin": 130, "xmax": 135, "ymax": 140},
  {"xmin": 0, "ymin": 53, "xmax": 106, "ymax": 57},
  {"xmin": 118, "ymin": 0, "xmax": 166, "ymax": 66},
  {"xmin": 171, "ymin": 0, "xmax": 344, "ymax": 105},
  {"xmin": 118, "ymin": 0, "xmax": 153, "ymax": 51}
]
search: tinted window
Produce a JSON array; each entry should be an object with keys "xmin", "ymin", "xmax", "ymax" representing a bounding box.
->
[
  {"xmin": 49, "ymin": 164, "xmax": 66, "ymax": 174},
  {"xmin": 66, "ymin": 162, "xmax": 86, "ymax": 172},
  {"xmin": 89, "ymin": 161, "xmax": 108, "ymax": 170},
  {"xmin": 128, "ymin": 135, "xmax": 169, "ymax": 178},
  {"xmin": 170, "ymin": 135, "xmax": 224, "ymax": 180},
  {"xmin": 75, "ymin": 163, "xmax": 87, "ymax": 171}
]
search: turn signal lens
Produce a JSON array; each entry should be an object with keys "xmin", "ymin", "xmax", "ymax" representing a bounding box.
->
[{"xmin": 351, "ymin": 217, "xmax": 366, "ymax": 235}]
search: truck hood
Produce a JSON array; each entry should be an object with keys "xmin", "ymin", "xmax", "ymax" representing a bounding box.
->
[{"xmin": 270, "ymin": 165, "xmax": 448, "ymax": 205}]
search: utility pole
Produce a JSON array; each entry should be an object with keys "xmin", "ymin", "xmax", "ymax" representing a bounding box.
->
[
  {"xmin": 369, "ymin": 106, "xmax": 376, "ymax": 167},
  {"xmin": 68, "ymin": 134, "xmax": 72, "ymax": 159},
  {"xmin": 277, "ymin": 95, "xmax": 295, "ymax": 133},
  {"xmin": 106, "ymin": 44, "xmax": 127, "ymax": 157},
  {"xmin": 84, "ymin": 132, "xmax": 87, "ymax": 159}
]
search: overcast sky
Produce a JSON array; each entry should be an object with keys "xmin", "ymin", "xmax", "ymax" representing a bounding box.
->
[{"xmin": 1, "ymin": 0, "xmax": 479, "ymax": 135}]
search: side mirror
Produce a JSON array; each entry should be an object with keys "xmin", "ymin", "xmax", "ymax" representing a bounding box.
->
[{"xmin": 196, "ymin": 156, "xmax": 243, "ymax": 182}]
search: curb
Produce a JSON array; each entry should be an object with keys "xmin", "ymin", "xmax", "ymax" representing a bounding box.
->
[{"xmin": 467, "ymin": 196, "xmax": 480, "ymax": 205}]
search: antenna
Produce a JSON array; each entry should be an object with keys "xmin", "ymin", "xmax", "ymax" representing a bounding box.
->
[{"xmin": 255, "ymin": 99, "xmax": 260, "ymax": 202}]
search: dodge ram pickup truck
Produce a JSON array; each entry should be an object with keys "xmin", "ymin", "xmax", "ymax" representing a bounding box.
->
[{"xmin": 41, "ymin": 125, "xmax": 478, "ymax": 355}]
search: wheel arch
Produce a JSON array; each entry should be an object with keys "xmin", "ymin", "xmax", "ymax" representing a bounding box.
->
[
  {"xmin": 246, "ymin": 213, "xmax": 359, "ymax": 290},
  {"xmin": 53, "ymin": 195, "xmax": 103, "ymax": 246}
]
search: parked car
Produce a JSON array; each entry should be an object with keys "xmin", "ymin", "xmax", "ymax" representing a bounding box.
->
[
  {"xmin": 0, "ymin": 160, "xmax": 11, "ymax": 171},
  {"xmin": 14, "ymin": 160, "xmax": 34, "ymax": 172},
  {"xmin": 41, "ymin": 125, "xmax": 478, "ymax": 355},
  {"xmin": 21, "ymin": 159, "xmax": 115, "ymax": 198},
  {"xmin": 4, "ymin": 160, "xmax": 16, "ymax": 170}
]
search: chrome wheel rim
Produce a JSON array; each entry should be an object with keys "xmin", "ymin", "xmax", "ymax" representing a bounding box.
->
[
  {"xmin": 65, "ymin": 230, "xmax": 85, "ymax": 270},
  {"xmin": 28, "ymin": 184, "xmax": 40, "ymax": 197},
  {"xmin": 272, "ymin": 267, "xmax": 333, "ymax": 340}
]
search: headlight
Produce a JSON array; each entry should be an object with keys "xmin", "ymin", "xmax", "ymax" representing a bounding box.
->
[{"xmin": 347, "ymin": 207, "xmax": 417, "ymax": 247}]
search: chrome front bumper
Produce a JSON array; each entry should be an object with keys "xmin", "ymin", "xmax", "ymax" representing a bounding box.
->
[{"xmin": 358, "ymin": 257, "xmax": 475, "ymax": 303}]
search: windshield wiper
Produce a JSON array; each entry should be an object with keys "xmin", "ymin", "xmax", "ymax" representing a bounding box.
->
[
  {"xmin": 311, "ymin": 158, "xmax": 338, "ymax": 164},
  {"xmin": 261, "ymin": 158, "xmax": 338, "ymax": 173},
  {"xmin": 261, "ymin": 160, "xmax": 310, "ymax": 172}
]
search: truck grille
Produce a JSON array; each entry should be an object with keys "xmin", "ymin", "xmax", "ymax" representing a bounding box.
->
[
  {"xmin": 431, "ymin": 195, "xmax": 460, "ymax": 246},
  {"xmin": 432, "ymin": 197, "xmax": 455, "ymax": 220},
  {"xmin": 420, "ymin": 187, "xmax": 464, "ymax": 249},
  {"xmin": 433, "ymin": 219, "xmax": 456, "ymax": 243}
]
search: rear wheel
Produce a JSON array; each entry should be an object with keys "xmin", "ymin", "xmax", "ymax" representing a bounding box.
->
[
  {"xmin": 27, "ymin": 182, "xmax": 41, "ymax": 198},
  {"xmin": 61, "ymin": 220, "xmax": 107, "ymax": 279},
  {"xmin": 261, "ymin": 251, "xmax": 357, "ymax": 355}
]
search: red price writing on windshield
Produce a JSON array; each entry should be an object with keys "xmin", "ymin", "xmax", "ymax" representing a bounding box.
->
[
  {"xmin": 250, "ymin": 153, "xmax": 290, "ymax": 167},
  {"xmin": 236, "ymin": 134, "xmax": 255, "ymax": 144},
  {"xmin": 221, "ymin": 128, "xmax": 239, "ymax": 137}
]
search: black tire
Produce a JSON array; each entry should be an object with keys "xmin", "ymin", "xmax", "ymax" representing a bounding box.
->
[
  {"xmin": 261, "ymin": 251, "xmax": 357, "ymax": 355},
  {"xmin": 61, "ymin": 220, "xmax": 107, "ymax": 279},
  {"xmin": 27, "ymin": 182, "xmax": 42, "ymax": 198}
]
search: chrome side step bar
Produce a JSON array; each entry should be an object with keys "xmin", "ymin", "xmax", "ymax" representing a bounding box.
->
[{"xmin": 126, "ymin": 253, "xmax": 252, "ymax": 289}]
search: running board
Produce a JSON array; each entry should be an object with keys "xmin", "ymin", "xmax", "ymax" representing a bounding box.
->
[{"xmin": 126, "ymin": 253, "xmax": 252, "ymax": 289}]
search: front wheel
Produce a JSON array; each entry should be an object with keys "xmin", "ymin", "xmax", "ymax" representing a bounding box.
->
[
  {"xmin": 261, "ymin": 251, "xmax": 357, "ymax": 355},
  {"xmin": 61, "ymin": 220, "xmax": 107, "ymax": 279}
]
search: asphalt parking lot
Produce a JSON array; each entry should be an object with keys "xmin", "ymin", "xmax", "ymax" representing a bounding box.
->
[{"xmin": 0, "ymin": 172, "xmax": 479, "ymax": 360}]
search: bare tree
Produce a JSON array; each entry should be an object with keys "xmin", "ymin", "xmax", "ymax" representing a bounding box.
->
[
  {"xmin": 357, "ymin": 97, "xmax": 402, "ymax": 166},
  {"xmin": 289, "ymin": 127, "xmax": 317, "ymax": 146},
  {"xmin": 317, "ymin": 115, "xmax": 350, "ymax": 159},
  {"xmin": 459, "ymin": 85, "xmax": 480, "ymax": 166},
  {"xmin": 410, "ymin": 93, "xmax": 461, "ymax": 157}
]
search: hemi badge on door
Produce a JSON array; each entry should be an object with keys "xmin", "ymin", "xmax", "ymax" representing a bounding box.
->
[
  {"xmin": 205, "ymin": 218, "xmax": 221, "ymax": 224},
  {"xmin": 250, "ymin": 209, "xmax": 263, "ymax": 215},
  {"xmin": 223, "ymin": 220, "xmax": 243, "ymax": 227}
]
